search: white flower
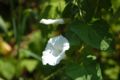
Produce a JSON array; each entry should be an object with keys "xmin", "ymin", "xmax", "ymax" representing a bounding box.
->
[
  {"xmin": 40, "ymin": 19, "xmax": 64, "ymax": 25},
  {"xmin": 42, "ymin": 35, "xmax": 70, "ymax": 66}
]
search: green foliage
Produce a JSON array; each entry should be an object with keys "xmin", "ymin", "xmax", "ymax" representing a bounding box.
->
[
  {"xmin": 20, "ymin": 59, "xmax": 38, "ymax": 72},
  {"xmin": 0, "ymin": 16, "xmax": 9, "ymax": 33},
  {"xmin": 68, "ymin": 20, "xmax": 103, "ymax": 49},
  {"xmin": 0, "ymin": 60, "xmax": 15, "ymax": 80},
  {"xmin": 28, "ymin": 30, "xmax": 44, "ymax": 54},
  {"xmin": 0, "ymin": 0, "xmax": 120, "ymax": 80},
  {"xmin": 65, "ymin": 49, "xmax": 103, "ymax": 80},
  {"xmin": 40, "ymin": 0, "xmax": 65, "ymax": 18},
  {"xmin": 62, "ymin": 2, "xmax": 79, "ymax": 18}
]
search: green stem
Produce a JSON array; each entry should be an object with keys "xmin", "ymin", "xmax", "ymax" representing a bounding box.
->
[{"xmin": 29, "ymin": 52, "xmax": 42, "ymax": 61}]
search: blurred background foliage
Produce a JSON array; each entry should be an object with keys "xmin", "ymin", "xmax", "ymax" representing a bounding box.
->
[{"xmin": 0, "ymin": 0, "xmax": 120, "ymax": 80}]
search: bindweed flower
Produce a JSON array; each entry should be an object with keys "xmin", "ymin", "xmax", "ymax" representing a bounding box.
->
[
  {"xmin": 40, "ymin": 19, "xmax": 64, "ymax": 25},
  {"xmin": 42, "ymin": 35, "xmax": 70, "ymax": 66}
]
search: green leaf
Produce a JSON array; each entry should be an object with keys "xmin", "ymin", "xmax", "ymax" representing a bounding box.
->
[
  {"xmin": 29, "ymin": 30, "xmax": 44, "ymax": 54},
  {"xmin": 20, "ymin": 59, "xmax": 38, "ymax": 72},
  {"xmin": 40, "ymin": 0, "xmax": 65, "ymax": 18},
  {"xmin": 65, "ymin": 63, "xmax": 86, "ymax": 79},
  {"xmin": 92, "ymin": 20, "xmax": 110, "ymax": 50},
  {"xmin": 69, "ymin": 21, "xmax": 101, "ymax": 49},
  {"xmin": 77, "ymin": 0, "xmax": 97, "ymax": 22},
  {"xmin": 65, "ymin": 31, "xmax": 81, "ymax": 46},
  {"xmin": 65, "ymin": 63, "xmax": 102, "ymax": 80},
  {"xmin": 65, "ymin": 51, "xmax": 103, "ymax": 80},
  {"xmin": 100, "ymin": 40, "xmax": 109, "ymax": 50},
  {"xmin": 112, "ymin": 0, "xmax": 120, "ymax": 12},
  {"xmin": 92, "ymin": 20, "xmax": 109, "ymax": 39},
  {"xmin": 0, "ymin": 16, "xmax": 9, "ymax": 33},
  {"xmin": 0, "ymin": 60, "xmax": 15, "ymax": 80},
  {"xmin": 62, "ymin": 2, "xmax": 79, "ymax": 18}
]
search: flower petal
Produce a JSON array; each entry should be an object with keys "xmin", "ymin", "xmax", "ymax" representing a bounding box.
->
[
  {"xmin": 41, "ymin": 35, "xmax": 70, "ymax": 66},
  {"xmin": 40, "ymin": 19, "xmax": 64, "ymax": 25}
]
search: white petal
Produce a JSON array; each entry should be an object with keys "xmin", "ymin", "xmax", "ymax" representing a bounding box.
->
[
  {"xmin": 41, "ymin": 35, "xmax": 70, "ymax": 66},
  {"xmin": 40, "ymin": 19, "xmax": 64, "ymax": 25}
]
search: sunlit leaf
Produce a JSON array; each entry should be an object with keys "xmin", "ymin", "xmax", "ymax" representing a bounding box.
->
[
  {"xmin": 0, "ymin": 16, "xmax": 9, "ymax": 33},
  {"xmin": 100, "ymin": 40, "xmax": 109, "ymax": 50},
  {"xmin": 0, "ymin": 60, "xmax": 15, "ymax": 80},
  {"xmin": 20, "ymin": 59, "xmax": 38, "ymax": 72}
]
